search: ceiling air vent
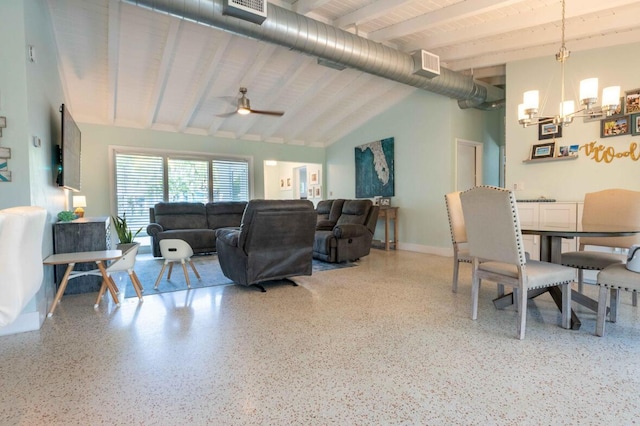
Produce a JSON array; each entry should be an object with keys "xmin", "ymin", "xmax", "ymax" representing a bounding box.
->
[
  {"xmin": 411, "ymin": 50, "xmax": 440, "ymax": 79},
  {"xmin": 222, "ymin": 0, "xmax": 267, "ymax": 25}
]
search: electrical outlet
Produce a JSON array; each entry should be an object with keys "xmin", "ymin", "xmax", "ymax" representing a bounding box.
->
[{"xmin": 514, "ymin": 182, "xmax": 525, "ymax": 191}]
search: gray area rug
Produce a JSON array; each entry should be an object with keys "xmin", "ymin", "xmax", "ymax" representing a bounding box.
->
[{"xmin": 117, "ymin": 253, "xmax": 355, "ymax": 297}]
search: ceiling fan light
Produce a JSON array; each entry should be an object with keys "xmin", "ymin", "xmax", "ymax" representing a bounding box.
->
[{"xmin": 237, "ymin": 107, "xmax": 251, "ymax": 115}]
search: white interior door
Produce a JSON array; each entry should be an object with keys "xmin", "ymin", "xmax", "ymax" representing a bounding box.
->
[{"xmin": 456, "ymin": 139, "xmax": 483, "ymax": 191}]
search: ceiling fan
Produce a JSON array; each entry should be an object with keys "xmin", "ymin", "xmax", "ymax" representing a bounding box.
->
[{"xmin": 216, "ymin": 87, "xmax": 284, "ymax": 117}]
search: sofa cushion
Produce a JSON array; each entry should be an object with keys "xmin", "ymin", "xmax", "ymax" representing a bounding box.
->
[
  {"xmin": 336, "ymin": 200, "xmax": 371, "ymax": 226},
  {"xmin": 156, "ymin": 229, "xmax": 216, "ymax": 253},
  {"xmin": 153, "ymin": 202, "xmax": 207, "ymax": 230},
  {"xmin": 206, "ymin": 202, "xmax": 247, "ymax": 229}
]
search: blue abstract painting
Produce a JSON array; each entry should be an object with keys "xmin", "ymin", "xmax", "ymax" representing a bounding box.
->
[{"xmin": 355, "ymin": 137, "xmax": 394, "ymax": 198}]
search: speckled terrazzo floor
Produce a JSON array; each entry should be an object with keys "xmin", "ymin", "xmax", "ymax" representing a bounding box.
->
[{"xmin": 1, "ymin": 249, "xmax": 640, "ymax": 425}]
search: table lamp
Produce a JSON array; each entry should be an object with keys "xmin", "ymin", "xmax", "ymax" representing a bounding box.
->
[{"xmin": 73, "ymin": 195, "xmax": 86, "ymax": 218}]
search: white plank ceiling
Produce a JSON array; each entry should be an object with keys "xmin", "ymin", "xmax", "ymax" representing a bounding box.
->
[{"xmin": 46, "ymin": 0, "xmax": 640, "ymax": 147}]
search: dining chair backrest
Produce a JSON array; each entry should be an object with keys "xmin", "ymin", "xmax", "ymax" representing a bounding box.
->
[
  {"xmin": 445, "ymin": 191, "xmax": 467, "ymax": 245},
  {"xmin": 580, "ymin": 188, "xmax": 640, "ymax": 248},
  {"xmin": 460, "ymin": 186, "xmax": 526, "ymax": 266},
  {"xmin": 159, "ymin": 239, "xmax": 194, "ymax": 261}
]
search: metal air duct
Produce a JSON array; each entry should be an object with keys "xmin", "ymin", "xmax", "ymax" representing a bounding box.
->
[{"xmin": 123, "ymin": 0, "xmax": 504, "ymax": 108}]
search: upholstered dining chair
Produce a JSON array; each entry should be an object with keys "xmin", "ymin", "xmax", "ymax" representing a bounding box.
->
[
  {"xmin": 154, "ymin": 239, "xmax": 201, "ymax": 289},
  {"xmin": 595, "ymin": 263, "xmax": 640, "ymax": 336},
  {"xmin": 444, "ymin": 192, "xmax": 473, "ymax": 293},
  {"xmin": 94, "ymin": 243, "xmax": 144, "ymax": 307},
  {"xmin": 460, "ymin": 186, "xmax": 575, "ymax": 339},
  {"xmin": 561, "ymin": 189, "xmax": 640, "ymax": 305}
]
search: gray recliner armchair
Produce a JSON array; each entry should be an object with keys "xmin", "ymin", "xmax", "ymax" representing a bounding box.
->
[
  {"xmin": 313, "ymin": 199, "xmax": 379, "ymax": 263},
  {"xmin": 215, "ymin": 199, "xmax": 317, "ymax": 292}
]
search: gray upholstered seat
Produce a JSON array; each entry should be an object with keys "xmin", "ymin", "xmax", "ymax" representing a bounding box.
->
[
  {"xmin": 460, "ymin": 186, "xmax": 575, "ymax": 339},
  {"xmin": 215, "ymin": 199, "xmax": 317, "ymax": 291},
  {"xmin": 312, "ymin": 199, "xmax": 379, "ymax": 263},
  {"xmin": 561, "ymin": 189, "xmax": 640, "ymax": 306},
  {"xmin": 595, "ymin": 263, "xmax": 640, "ymax": 336}
]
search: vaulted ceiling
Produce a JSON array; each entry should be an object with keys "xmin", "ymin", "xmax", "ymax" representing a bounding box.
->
[{"xmin": 46, "ymin": 0, "xmax": 640, "ymax": 147}]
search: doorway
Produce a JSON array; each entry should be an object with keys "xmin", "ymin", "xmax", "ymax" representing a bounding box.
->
[{"xmin": 456, "ymin": 139, "xmax": 483, "ymax": 191}]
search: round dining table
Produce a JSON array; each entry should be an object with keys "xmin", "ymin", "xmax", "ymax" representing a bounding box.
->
[{"xmin": 493, "ymin": 223, "xmax": 640, "ymax": 330}]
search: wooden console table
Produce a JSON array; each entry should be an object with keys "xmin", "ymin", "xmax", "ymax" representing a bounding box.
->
[{"xmin": 376, "ymin": 207, "xmax": 398, "ymax": 251}]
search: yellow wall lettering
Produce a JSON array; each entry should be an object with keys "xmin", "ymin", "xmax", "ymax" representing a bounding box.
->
[{"xmin": 580, "ymin": 141, "xmax": 640, "ymax": 163}]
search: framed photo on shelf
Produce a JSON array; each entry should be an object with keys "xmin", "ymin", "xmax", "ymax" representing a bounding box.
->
[
  {"xmin": 558, "ymin": 145, "xmax": 570, "ymax": 157},
  {"xmin": 531, "ymin": 142, "xmax": 555, "ymax": 160},
  {"xmin": 379, "ymin": 197, "xmax": 391, "ymax": 207},
  {"xmin": 538, "ymin": 120, "xmax": 562, "ymax": 140},
  {"xmin": 600, "ymin": 115, "xmax": 630, "ymax": 138},
  {"xmin": 631, "ymin": 113, "xmax": 640, "ymax": 136},
  {"xmin": 625, "ymin": 88, "xmax": 640, "ymax": 115}
]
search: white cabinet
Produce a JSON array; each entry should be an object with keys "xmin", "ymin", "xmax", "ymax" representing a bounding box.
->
[{"xmin": 516, "ymin": 202, "xmax": 578, "ymax": 260}]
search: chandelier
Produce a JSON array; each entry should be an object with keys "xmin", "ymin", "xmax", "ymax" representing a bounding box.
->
[{"xmin": 518, "ymin": 0, "xmax": 620, "ymax": 128}]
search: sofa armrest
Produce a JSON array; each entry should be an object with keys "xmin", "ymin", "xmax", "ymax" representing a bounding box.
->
[
  {"xmin": 333, "ymin": 224, "xmax": 368, "ymax": 239},
  {"xmin": 146, "ymin": 223, "xmax": 164, "ymax": 236},
  {"xmin": 316, "ymin": 219, "xmax": 336, "ymax": 231},
  {"xmin": 215, "ymin": 227, "xmax": 240, "ymax": 248}
]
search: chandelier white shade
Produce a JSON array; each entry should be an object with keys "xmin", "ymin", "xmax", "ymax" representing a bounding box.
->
[{"xmin": 518, "ymin": 0, "xmax": 620, "ymax": 129}]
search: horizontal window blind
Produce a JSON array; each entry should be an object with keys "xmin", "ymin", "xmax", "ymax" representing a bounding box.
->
[
  {"xmin": 114, "ymin": 152, "xmax": 250, "ymax": 238},
  {"xmin": 115, "ymin": 153, "xmax": 164, "ymax": 236}
]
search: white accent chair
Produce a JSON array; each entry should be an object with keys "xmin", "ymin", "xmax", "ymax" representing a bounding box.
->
[
  {"xmin": 460, "ymin": 186, "xmax": 575, "ymax": 339},
  {"xmin": 561, "ymin": 189, "xmax": 640, "ymax": 305},
  {"xmin": 0, "ymin": 206, "xmax": 47, "ymax": 327},
  {"xmin": 94, "ymin": 243, "xmax": 144, "ymax": 307},
  {"xmin": 595, "ymin": 263, "xmax": 640, "ymax": 336},
  {"xmin": 154, "ymin": 239, "xmax": 200, "ymax": 289}
]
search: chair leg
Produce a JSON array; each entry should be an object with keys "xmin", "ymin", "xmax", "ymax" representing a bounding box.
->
[
  {"xmin": 610, "ymin": 288, "xmax": 619, "ymax": 323},
  {"xmin": 497, "ymin": 283, "xmax": 505, "ymax": 297},
  {"xmin": 452, "ymin": 259, "xmax": 459, "ymax": 293},
  {"xmin": 128, "ymin": 271, "xmax": 143, "ymax": 301},
  {"xmin": 596, "ymin": 286, "xmax": 608, "ymax": 337},
  {"xmin": 154, "ymin": 262, "xmax": 168, "ymax": 289},
  {"xmin": 181, "ymin": 260, "xmax": 191, "ymax": 288},
  {"xmin": 561, "ymin": 283, "xmax": 571, "ymax": 330},
  {"xmin": 167, "ymin": 263, "xmax": 174, "ymax": 280},
  {"xmin": 189, "ymin": 260, "xmax": 201, "ymax": 279},
  {"xmin": 633, "ymin": 291, "xmax": 637, "ymax": 307},
  {"xmin": 471, "ymin": 268, "xmax": 480, "ymax": 320},
  {"xmin": 517, "ymin": 287, "xmax": 527, "ymax": 340},
  {"xmin": 577, "ymin": 270, "xmax": 584, "ymax": 294},
  {"xmin": 131, "ymin": 271, "xmax": 144, "ymax": 294}
]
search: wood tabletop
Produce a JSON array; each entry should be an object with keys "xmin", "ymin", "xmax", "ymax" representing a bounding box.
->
[{"xmin": 43, "ymin": 250, "xmax": 122, "ymax": 265}]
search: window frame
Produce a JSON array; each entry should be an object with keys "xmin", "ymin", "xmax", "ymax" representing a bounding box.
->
[{"xmin": 109, "ymin": 145, "xmax": 253, "ymax": 236}]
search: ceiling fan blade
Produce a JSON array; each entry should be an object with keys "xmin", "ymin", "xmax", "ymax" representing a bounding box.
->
[
  {"xmin": 250, "ymin": 109, "xmax": 284, "ymax": 116},
  {"xmin": 215, "ymin": 111, "xmax": 237, "ymax": 118}
]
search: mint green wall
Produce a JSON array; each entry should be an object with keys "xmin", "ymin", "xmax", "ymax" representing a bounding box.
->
[
  {"xmin": 78, "ymin": 124, "xmax": 325, "ymax": 219},
  {"xmin": 506, "ymin": 42, "xmax": 640, "ymax": 201},
  {"xmin": 326, "ymin": 89, "xmax": 503, "ymax": 252},
  {"xmin": 0, "ymin": 0, "xmax": 64, "ymax": 335}
]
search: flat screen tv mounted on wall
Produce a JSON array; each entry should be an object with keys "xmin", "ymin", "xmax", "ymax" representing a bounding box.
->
[{"xmin": 57, "ymin": 104, "xmax": 81, "ymax": 192}]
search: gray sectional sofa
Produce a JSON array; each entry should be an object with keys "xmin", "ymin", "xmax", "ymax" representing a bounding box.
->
[{"xmin": 147, "ymin": 201, "xmax": 247, "ymax": 257}]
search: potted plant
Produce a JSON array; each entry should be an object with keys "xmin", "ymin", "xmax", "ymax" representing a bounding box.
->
[{"xmin": 111, "ymin": 213, "xmax": 142, "ymax": 252}]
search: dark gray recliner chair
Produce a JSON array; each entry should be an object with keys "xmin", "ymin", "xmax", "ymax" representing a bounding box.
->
[
  {"xmin": 313, "ymin": 199, "xmax": 379, "ymax": 263},
  {"xmin": 215, "ymin": 199, "xmax": 317, "ymax": 292}
]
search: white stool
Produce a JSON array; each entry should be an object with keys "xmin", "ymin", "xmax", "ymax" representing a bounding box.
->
[{"xmin": 154, "ymin": 239, "xmax": 201, "ymax": 289}]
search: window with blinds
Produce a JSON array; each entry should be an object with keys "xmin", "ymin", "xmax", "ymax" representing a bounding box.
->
[{"xmin": 114, "ymin": 151, "xmax": 250, "ymax": 236}]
